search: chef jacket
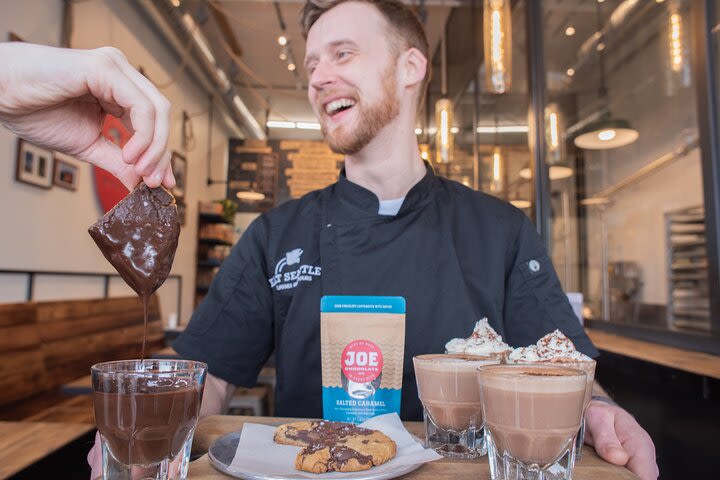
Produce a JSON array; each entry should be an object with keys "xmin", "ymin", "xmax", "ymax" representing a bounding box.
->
[{"xmin": 174, "ymin": 163, "xmax": 599, "ymax": 421}]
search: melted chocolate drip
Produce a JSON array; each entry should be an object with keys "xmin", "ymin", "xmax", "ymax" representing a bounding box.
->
[
  {"xmin": 88, "ymin": 184, "xmax": 180, "ymax": 359},
  {"xmin": 303, "ymin": 444, "xmax": 373, "ymax": 469},
  {"xmin": 286, "ymin": 421, "xmax": 374, "ymax": 444}
]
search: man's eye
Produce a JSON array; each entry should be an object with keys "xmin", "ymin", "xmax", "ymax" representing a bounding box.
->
[{"xmin": 337, "ymin": 51, "xmax": 350, "ymax": 60}]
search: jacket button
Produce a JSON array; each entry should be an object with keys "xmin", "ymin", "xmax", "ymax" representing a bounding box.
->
[{"xmin": 529, "ymin": 260, "xmax": 540, "ymax": 273}]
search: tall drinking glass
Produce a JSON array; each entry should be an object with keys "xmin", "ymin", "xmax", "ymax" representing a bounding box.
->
[
  {"xmin": 478, "ymin": 364, "xmax": 586, "ymax": 480},
  {"xmin": 92, "ymin": 359, "xmax": 207, "ymax": 480},
  {"xmin": 413, "ymin": 353, "xmax": 500, "ymax": 458}
]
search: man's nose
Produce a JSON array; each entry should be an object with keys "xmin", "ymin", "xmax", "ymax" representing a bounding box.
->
[{"xmin": 309, "ymin": 61, "xmax": 336, "ymax": 91}]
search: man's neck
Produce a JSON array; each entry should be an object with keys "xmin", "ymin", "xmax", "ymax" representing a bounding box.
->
[{"xmin": 343, "ymin": 116, "xmax": 426, "ymax": 201}]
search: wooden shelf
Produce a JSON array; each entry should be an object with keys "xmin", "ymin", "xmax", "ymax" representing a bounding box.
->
[
  {"xmin": 199, "ymin": 238, "xmax": 233, "ymax": 246},
  {"xmin": 198, "ymin": 259, "xmax": 223, "ymax": 268},
  {"xmin": 199, "ymin": 213, "xmax": 232, "ymax": 224}
]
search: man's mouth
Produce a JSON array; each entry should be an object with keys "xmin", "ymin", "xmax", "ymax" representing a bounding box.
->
[{"xmin": 323, "ymin": 97, "xmax": 356, "ymax": 117}]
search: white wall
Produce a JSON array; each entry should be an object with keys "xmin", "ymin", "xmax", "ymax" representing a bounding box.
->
[{"xmin": 0, "ymin": 0, "xmax": 233, "ymax": 326}]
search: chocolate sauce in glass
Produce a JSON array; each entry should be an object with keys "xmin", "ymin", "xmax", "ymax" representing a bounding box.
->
[
  {"xmin": 89, "ymin": 184, "xmax": 180, "ymax": 359},
  {"xmin": 94, "ymin": 382, "xmax": 202, "ymax": 465}
]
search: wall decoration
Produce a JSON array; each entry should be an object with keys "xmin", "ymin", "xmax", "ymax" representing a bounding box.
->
[
  {"xmin": 94, "ymin": 115, "xmax": 130, "ymax": 213},
  {"xmin": 53, "ymin": 155, "xmax": 79, "ymax": 191},
  {"xmin": 171, "ymin": 151, "xmax": 187, "ymax": 199},
  {"xmin": 15, "ymin": 138, "xmax": 53, "ymax": 189}
]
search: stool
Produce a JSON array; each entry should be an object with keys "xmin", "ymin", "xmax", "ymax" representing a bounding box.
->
[{"xmin": 227, "ymin": 386, "xmax": 268, "ymax": 416}]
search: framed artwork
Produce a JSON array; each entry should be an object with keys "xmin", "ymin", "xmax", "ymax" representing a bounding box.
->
[
  {"xmin": 171, "ymin": 151, "xmax": 187, "ymax": 199},
  {"xmin": 15, "ymin": 138, "xmax": 53, "ymax": 189},
  {"xmin": 53, "ymin": 155, "xmax": 79, "ymax": 190}
]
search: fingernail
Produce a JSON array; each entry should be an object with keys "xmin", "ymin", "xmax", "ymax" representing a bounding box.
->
[{"xmin": 153, "ymin": 172, "xmax": 163, "ymax": 186}]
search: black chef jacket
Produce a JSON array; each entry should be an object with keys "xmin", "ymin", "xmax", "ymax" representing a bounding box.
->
[{"xmin": 174, "ymin": 164, "xmax": 599, "ymax": 421}]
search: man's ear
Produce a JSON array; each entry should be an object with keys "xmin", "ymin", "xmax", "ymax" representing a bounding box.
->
[{"xmin": 398, "ymin": 47, "xmax": 427, "ymax": 89}]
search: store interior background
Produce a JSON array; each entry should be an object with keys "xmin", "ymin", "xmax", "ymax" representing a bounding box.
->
[{"xmin": 0, "ymin": 0, "xmax": 718, "ymax": 477}]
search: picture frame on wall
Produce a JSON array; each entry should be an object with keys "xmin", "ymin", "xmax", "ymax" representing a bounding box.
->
[
  {"xmin": 15, "ymin": 138, "xmax": 53, "ymax": 189},
  {"xmin": 53, "ymin": 155, "xmax": 79, "ymax": 191},
  {"xmin": 171, "ymin": 151, "xmax": 187, "ymax": 199}
]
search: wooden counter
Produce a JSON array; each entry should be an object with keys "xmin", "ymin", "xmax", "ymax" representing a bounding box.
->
[
  {"xmin": 188, "ymin": 416, "xmax": 637, "ymax": 479},
  {"xmin": 586, "ymin": 329, "xmax": 720, "ymax": 380},
  {"xmin": 0, "ymin": 421, "xmax": 94, "ymax": 478}
]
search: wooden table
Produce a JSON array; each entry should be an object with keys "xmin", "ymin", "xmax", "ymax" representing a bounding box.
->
[
  {"xmin": 0, "ymin": 421, "xmax": 94, "ymax": 478},
  {"xmin": 586, "ymin": 329, "xmax": 720, "ymax": 380},
  {"xmin": 187, "ymin": 416, "xmax": 638, "ymax": 479}
]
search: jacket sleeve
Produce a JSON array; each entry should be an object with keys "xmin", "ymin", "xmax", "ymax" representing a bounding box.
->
[
  {"xmin": 502, "ymin": 215, "xmax": 599, "ymax": 358},
  {"xmin": 173, "ymin": 215, "xmax": 275, "ymax": 387}
]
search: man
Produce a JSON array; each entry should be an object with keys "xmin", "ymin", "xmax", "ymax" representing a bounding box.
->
[
  {"xmin": 170, "ymin": 1, "xmax": 658, "ymax": 479},
  {"xmin": 0, "ymin": 42, "xmax": 174, "ymax": 189}
]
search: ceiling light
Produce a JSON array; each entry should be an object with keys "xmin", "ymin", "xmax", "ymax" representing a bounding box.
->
[
  {"xmin": 414, "ymin": 128, "xmax": 422, "ymax": 135},
  {"xmin": 170, "ymin": 0, "xmax": 181, "ymax": 7},
  {"xmin": 277, "ymin": 35, "xmax": 288, "ymax": 46},
  {"xmin": 574, "ymin": 118, "xmax": 639, "ymax": 149},
  {"xmin": 266, "ymin": 120, "xmax": 296, "ymax": 129},
  {"xmin": 565, "ymin": 26, "xmax": 576, "ymax": 36},
  {"xmin": 596, "ymin": 42, "xmax": 606, "ymax": 52},
  {"xmin": 484, "ymin": 0, "xmax": 512, "ymax": 94},
  {"xmin": 566, "ymin": 68, "xmax": 575, "ymax": 77},
  {"xmin": 519, "ymin": 165, "xmax": 574, "ymax": 181},
  {"xmin": 435, "ymin": 98, "xmax": 454, "ymax": 163},
  {"xmin": 490, "ymin": 146, "xmax": 503, "ymax": 193},
  {"xmin": 450, "ymin": 127, "xmax": 460, "ymax": 134},
  {"xmin": 287, "ymin": 63, "xmax": 296, "ymax": 71},
  {"xmin": 476, "ymin": 125, "xmax": 529, "ymax": 133},
  {"xmin": 427, "ymin": 127, "xmax": 438, "ymax": 135},
  {"xmin": 279, "ymin": 52, "xmax": 287, "ymax": 61},
  {"xmin": 296, "ymin": 122, "xmax": 321, "ymax": 130},
  {"xmin": 237, "ymin": 191, "xmax": 266, "ymax": 202}
]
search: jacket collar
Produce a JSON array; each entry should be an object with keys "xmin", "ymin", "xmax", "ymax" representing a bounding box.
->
[{"xmin": 329, "ymin": 162, "xmax": 436, "ymax": 221}]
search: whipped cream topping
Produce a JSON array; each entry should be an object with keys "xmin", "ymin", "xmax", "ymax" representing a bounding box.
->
[
  {"xmin": 444, "ymin": 318, "xmax": 511, "ymax": 356},
  {"xmin": 509, "ymin": 329, "xmax": 592, "ymax": 363}
]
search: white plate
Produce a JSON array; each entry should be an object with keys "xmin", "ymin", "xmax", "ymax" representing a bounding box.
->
[{"xmin": 208, "ymin": 430, "xmax": 426, "ymax": 480}]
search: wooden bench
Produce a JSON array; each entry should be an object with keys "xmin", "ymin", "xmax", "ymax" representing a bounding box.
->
[{"xmin": 0, "ymin": 295, "xmax": 164, "ymax": 422}]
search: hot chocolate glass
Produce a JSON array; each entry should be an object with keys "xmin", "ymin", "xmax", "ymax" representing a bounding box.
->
[
  {"xmin": 92, "ymin": 359, "xmax": 206, "ymax": 480},
  {"xmin": 413, "ymin": 353, "xmax": 500, "ymax": 458},
  {"xmin": 478, "ymin": 364, "xmax": 586, "ymax": 480}
]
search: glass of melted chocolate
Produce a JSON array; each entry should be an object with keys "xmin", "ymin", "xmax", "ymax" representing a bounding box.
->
[
  {"xmin": 92, "ymin": 359, "xmax": 206, "ymax": 479},
  {"xmin": 478, "ymin": 364, "xmax": 587, "ymax": 480},
  {"xmin": 88, "ymin": 184, "xmax": 205, "ymax": 479}
]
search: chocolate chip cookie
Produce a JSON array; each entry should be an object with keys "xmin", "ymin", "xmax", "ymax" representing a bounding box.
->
[{"xmin": 273, "ymin": 420, "xmax": 397, "ymax": 473}]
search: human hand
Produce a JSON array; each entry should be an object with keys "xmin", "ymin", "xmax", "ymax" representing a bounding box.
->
[
  {"xmin": 0, "ymin": 42, "xmax": 174, "ymax": 190},
  {"xmin": 585, "ymin": 400, "xmax": 659, "ymax": 480}
]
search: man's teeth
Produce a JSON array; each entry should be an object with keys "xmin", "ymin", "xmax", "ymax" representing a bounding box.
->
[{"xmin": 325, "ymin": 98, "xmax": 356, "ymax": 115}]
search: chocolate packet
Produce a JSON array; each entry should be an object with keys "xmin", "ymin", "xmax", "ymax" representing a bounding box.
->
[{"xmin": 320, "ymin": 296, "xmax": 406, "ymax": 423}]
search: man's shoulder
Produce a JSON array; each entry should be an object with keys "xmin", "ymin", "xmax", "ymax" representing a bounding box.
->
[
  {"xmin": 261, "ymin": 187, "xmax": 327, "ymax": 224},
  {"xmin": 435, "ymin": 176, "xmax": 526, "ymax": 223}
]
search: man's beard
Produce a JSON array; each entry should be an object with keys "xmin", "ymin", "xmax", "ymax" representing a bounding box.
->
[{"xmin": 321, "ymin": 65, "xmax": 400, "ymax": 155}]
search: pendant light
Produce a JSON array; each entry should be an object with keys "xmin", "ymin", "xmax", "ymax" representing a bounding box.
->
[
  {"xmin": 484, "ymin": 0, "xmax": 512, "ymax": 94},
  {"xmin": 519, "ymin": 103, "xmax": 573, "ymax": 180},
  {"xmin": 573, "ymin": 2, "xmax": 638, "ymax": 150},
  {"xmin": 490, "ymin": 110, "xmax": 504, "ymax": 193},
  {"xmin": 664, "ymin": 1, "xmax": 691, "ymax": 96},
  {"xmin": 435, "ymin": 24, "xmax": 454, "ymax": 164}
]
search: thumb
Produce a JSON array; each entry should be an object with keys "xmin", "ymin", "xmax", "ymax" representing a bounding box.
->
[{"xmin": 587, "ymin": 405, "xmax": 630, "ymax": 466}]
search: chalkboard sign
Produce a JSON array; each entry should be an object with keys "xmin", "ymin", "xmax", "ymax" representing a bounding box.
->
[{"xmin": 227, "ymin": 138, "xmax": 279, "ymax": 212}]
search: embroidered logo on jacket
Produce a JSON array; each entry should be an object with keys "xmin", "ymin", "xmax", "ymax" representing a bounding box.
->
[{"xmin": 268, "ymin": 248, "xmax": 321, "ymax": 291}]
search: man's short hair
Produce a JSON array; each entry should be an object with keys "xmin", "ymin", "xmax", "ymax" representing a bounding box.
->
[{"xmin": 300, "ymin": 0, "xmax": 431, "ymax": 101}]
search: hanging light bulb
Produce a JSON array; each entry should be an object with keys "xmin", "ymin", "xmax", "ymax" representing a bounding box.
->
[
  {"xmin": 435, "ymin": 98, "xmax": 454, "ymax": 164},
  {"xmin": 664, "ymin": 3, "xmax": 691, "ymax": 95},
  {"xmin": 490, "ymin": 146, "xmax": 504, "ymax": 193},
  {"xmin": 483, "ymin": 0, "xmax": 512, "ymax": 94}
]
